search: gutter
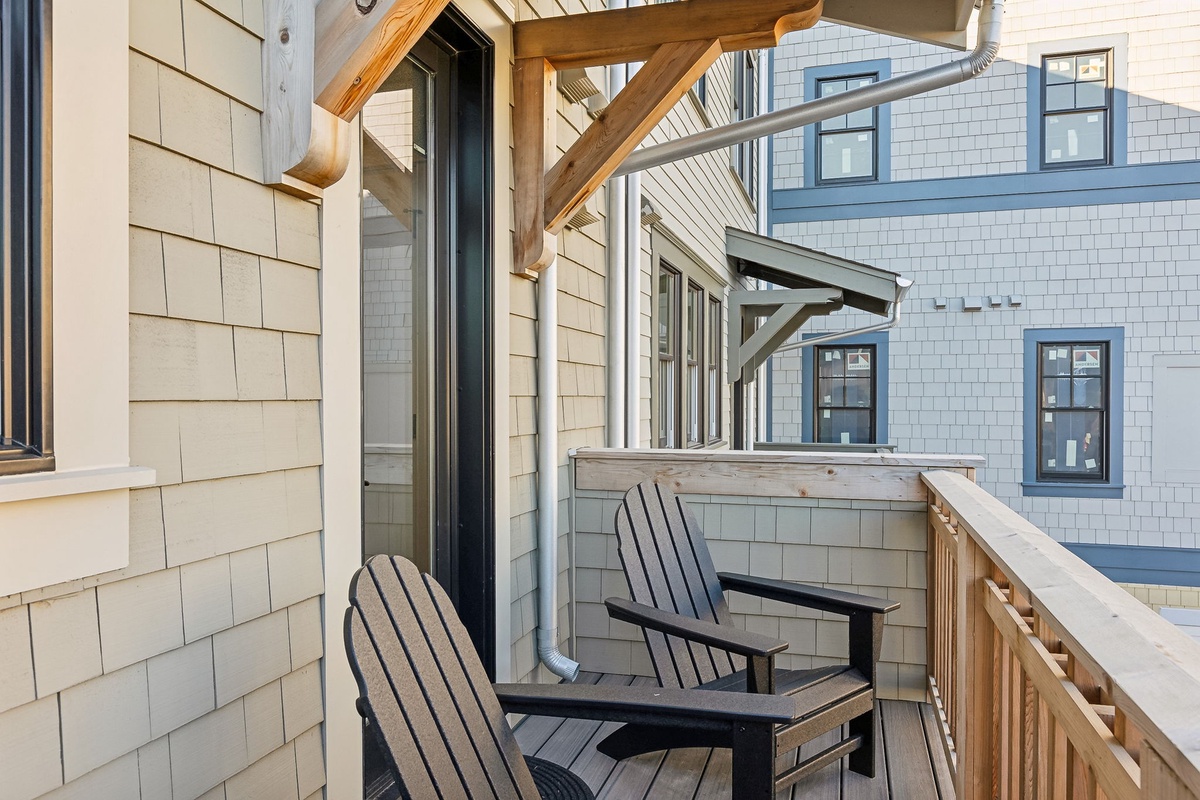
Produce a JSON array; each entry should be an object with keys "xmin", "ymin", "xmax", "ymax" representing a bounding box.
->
[
  {"xmin": 614, "ymin": 0, "xmax": 1004, "ymax": 177},
  {"xmin": 772, "ymin": 277, "xmax": 914, "ymax": 354}
]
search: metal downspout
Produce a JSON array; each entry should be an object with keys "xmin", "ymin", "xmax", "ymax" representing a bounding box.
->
[
  {"xmin": 536, "ymin": 255, "xmax": 582, "ymax": 681},
  {"xmin": 605, "ymin": 2, "xmax": 628, "ymax": 448},
  {"xmin": 624, "ymin": 0, "xmax": 643, "ymax": 448},
  {"xmin": 614, "ymin": 0, "xmax": 1004, "ymax": 177}
]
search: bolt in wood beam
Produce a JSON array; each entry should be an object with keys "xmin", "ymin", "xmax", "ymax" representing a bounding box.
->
[{"xmin": 314, "ymin": 0, "xmax": 452, "ymax": 121}]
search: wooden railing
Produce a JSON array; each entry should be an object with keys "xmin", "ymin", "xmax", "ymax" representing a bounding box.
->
[{"xmin": 923, "ymin": 470, "xmax": 1200, "ymax": 800}]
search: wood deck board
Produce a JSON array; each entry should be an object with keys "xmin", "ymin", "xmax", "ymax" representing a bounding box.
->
[{"xmin": 514, "ymin": 673, "xmax": 952, "ymax": 799}]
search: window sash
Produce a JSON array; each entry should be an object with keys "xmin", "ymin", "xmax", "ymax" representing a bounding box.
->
[
  {"xmin": 0, "ymin": 0, "xmax": 53, "ymax": 476},
  {"xmin": 814, "ymin": 345, "xmax": 876, "ymax": 444},
  {"xmin": 656, "ymin": 265, "xmax": 680, "ymax": 448},
  {"xmin": 1036, "ymin": 342, "xmax": 1108, "ymax": 482},
  {"xmin": 707, "ymin": 297, "xmax": 721, "ymax": 443},
  {"xmin": 1040, "ymin": 50, "xmax": 1112, "ymax": 169},
  {"xmin": 815, "ymin": 74, "xmax": 879, "ymax": 184}
]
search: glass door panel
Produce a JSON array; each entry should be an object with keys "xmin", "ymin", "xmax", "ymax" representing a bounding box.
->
[{"xmin": 361, "ymin": 55, "xmax": 435, "ymax": 572}]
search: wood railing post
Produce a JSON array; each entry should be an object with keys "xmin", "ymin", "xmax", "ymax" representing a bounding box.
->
[{"xmin": 956, "ymin": 533, "xmax": 995, "ymax": 800}]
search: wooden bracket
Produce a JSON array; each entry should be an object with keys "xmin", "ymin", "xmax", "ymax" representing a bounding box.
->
[
  {"xmin": 729, "ymin": 288, "xmax": 842, "ymax": 384},
  {"xmin": 511, "ymin": 0, "xmax": 823, "ymax": 275},
  {"xmin": 262, "ymin": 0, "xmax": 449, "ymax": 199}
]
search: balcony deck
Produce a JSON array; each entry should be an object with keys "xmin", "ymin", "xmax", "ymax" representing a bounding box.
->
[{"xmin": 512, "ymin": 672, "xmax": 954, "ymax": 800}]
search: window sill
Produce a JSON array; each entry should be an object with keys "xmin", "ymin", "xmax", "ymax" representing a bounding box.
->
[
  {"xmin": 0, "ymin": 465, "xmax": 156, "ymax": 505},
  {"xmin": 1020, "ymin": 481, "xmax": 1125, "ymax": 499}
]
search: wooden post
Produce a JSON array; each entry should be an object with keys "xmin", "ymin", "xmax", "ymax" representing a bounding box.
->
[
  {"xmin": 956, "ymin": 533, "xmax": 995, "ymax": 800},
  {"xmin": 512, "ymin": 57, "xmax": 557, "ymax": 276}
]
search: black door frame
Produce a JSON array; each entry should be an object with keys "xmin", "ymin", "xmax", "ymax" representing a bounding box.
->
[{"xmin": 425, "ymin": 8, "xmax": 496, "ymax": 677}]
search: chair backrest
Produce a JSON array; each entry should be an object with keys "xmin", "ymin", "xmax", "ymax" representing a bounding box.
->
[
  {"xmin": 345, "ymin": 555, "xmax": 541, "ymax": 800},
  {"xmin": 614, "ymin": 479, "xmax": 744, "ymax": 689}
]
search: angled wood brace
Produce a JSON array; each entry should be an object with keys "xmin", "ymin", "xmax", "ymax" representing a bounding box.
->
[
  {"xmin": 729, "ymin": 288, "xmax": 843, "ymax": 384},
  {"xmin": 261, "ymin": 0, "xmax": 451, "ymax": 199},
  {"xmin": 512, "ymin": 0, "xmax": 823, "ymax": 276}
]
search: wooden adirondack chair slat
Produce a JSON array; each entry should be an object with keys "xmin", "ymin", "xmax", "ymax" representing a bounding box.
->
[{"xmin": 602, "ymin": 479, "xmax": 900, "ymax": 792}]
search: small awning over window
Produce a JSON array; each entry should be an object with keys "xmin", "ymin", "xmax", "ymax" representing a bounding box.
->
[{"xmin": 725, "ymin": 227, "xmax": 911, "ymax": 384}]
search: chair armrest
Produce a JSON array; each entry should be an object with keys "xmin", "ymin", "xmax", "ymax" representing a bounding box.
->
[
  {"xmin": 717, "ymin": 572, "xmax": 899, "ymax": 616},
  {"xmin": 605, "ymin": 597, "xmax": 788, "ymax": 659},
  {"xmin": 494, "ymin": 682, "xmax": 797, "ymax": 731}
]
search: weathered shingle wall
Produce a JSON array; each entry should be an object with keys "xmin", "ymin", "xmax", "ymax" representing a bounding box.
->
[{"xmin": 0, "ymin": 1, "xmax": 327, "ymax": 797}]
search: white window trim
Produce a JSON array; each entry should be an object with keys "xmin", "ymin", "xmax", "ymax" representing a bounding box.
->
[{"xmin": 0, "ymin": 0, "xmax": 155, "ymax": 597}]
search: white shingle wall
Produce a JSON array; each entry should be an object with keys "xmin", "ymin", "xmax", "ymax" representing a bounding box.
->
[
  {"xmin": 770, "ymin": 199, "xmax": 1200, "ymax": 548},
  {"xmin": 772, "ymin": 0, "xmax": 1200, "ymax": 189},
  {"xmin": 0, "ymin": 2, "xmax": 326, "ymax": 797}
]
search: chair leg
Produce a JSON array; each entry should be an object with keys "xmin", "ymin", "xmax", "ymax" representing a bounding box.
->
[
  {"xmin": 846, "ymin": 706, "xmax": 877, "ymax": 778},
  {"xmin": 730, "ymin": 722, "xmax": 777, "ymax": 800}
]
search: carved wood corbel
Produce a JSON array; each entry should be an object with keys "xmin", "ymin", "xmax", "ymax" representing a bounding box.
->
[{"xmin": 262, "ymin": 0, "xmax": 449, "ymax": 199}]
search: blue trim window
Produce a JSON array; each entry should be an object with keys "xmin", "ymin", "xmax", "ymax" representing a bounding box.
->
[
  {"xmin": 1022, "ymin": 328, "xmax": 1124, "ymax": 498},
  {"xmin": 801, "ymin": 331, "xmax": 889, "ymax": 444},
  {"xmin": 1041, "ymin": 51, "xmax": 1111, "ymax": 169},
  {"xmin": 802, "ymin": 59, "xmax": 891, "ymax": 189}
]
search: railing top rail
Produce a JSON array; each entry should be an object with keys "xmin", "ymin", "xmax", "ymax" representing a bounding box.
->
[
  {"xmin": 571, "ymin": 448, "xmax": 984, "ymax": 502},
  {"xmin": 921, "ymin": 469, "xmax": 1200, "ymax": 791},
  {"xmin": 572, "ymin": 447, "xmax": 985, "ymax": 469}
]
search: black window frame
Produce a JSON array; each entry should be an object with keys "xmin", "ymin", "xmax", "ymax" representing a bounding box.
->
[
  {"xmin": 1, "ymin": 0, "xmax": 53, "ymax": 477},
  {"xmin": 1040, "ymin": 49, "xmax": 1112, "ymax": 170},
  {"xmin": 732, "ymin": 51, "xmax": 758, "ymax": 199},
  {"xmin": 813, "ymin": 343, "xmax": 877, "ymax": 444},
  {"xmin": 815, "ymin": 73, "xmax": 879, "ymax": 185},
  {"xmin": 1035, "ymin": 341, "xmax": 1110, "ymax": 483}
]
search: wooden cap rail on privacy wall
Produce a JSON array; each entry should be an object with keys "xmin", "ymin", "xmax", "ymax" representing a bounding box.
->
[{"xmin": 259, "ymin": 0, "xmax": 823, "ymax": 275}]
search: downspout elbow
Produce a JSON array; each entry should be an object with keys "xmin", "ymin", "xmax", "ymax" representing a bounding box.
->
[{"xmin": 537, "ymin": 628, "xmax": 581, "ymax": 682}]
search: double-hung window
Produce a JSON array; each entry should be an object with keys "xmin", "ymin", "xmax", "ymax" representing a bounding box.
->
[
  {"xmin": 795, "ymin": 331, "xmax": 888, "ymax": 445},
  {"xmin": 816, "ymin": 74, "xmax": 878, "ymax": 183},
  {"xmin": 1, "ymin": 0, "xmax": 52, "ymax": 476},
  {"xmin": 654, "ymin": 238, "xmax": 724, "ymax": 449},
  {"xmin": 1023, "ymin": 328, "xmax": 1124, "ymax": 498},
  {"xmin": 1041, "ymin": 50, "xmax": 1111, "ymax": 168}
]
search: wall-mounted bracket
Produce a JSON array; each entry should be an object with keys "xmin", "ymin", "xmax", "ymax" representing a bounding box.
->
[
  {"xmin": 262, "ymin": 0, "xmax": 450, "ymax": 199},
  {"xmin": 730, "ymin": 288, "xmax": 843, "ymax": 384},
  {"xmin": 511, "ymin": 0, "xmax": 821, "ymax": 275}
]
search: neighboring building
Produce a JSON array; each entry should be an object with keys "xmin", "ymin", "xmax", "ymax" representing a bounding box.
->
[{"xmin": 768, "ymin": 0, "xmax": 1200, "ymax": 583}]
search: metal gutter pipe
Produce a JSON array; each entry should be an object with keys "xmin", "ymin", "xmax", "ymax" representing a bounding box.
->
[
  {"xmin": 614, "ymin": 0, "xmax": 1004, "ymax": 177},
  {"xmin": 772, "ymin": 278, "xmax": 915, "ymax": 354},
  {"xmin": 625, "ymin": 172, "xmax": 641, "ymax": 446},
  {"xmin": 536, "ymin": 254, "xmax": 582, "ymax": 681},
  {"xmin": 605, "ymin": 1, "xmax": 628, "ymax": 448}
]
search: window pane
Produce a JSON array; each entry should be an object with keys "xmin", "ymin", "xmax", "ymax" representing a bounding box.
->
[
  {"xmin": 1045, "ymin": 56, "xmax": 1075, "ymax": 84},
  {"xmin": 820, "ymin": 131, "xmax": 875, "ymax": 180},
  {"xmin": 1041, "ymin": 410, "xmax": 1103, "ymax": 476},
  {"xmin": 1077, "ymin": 53, "xmax": 1106, "ymax": 82},
  {"xmin": 1042, "ymin": 377, "xmax": 1071, "ymax": 407},
  {"xmin": 1072, "ymin": 377, "xmax": 1103, "ymax": 408},
  {"xmin": 820, "ymin": 409, "xmax": 870, "ymax": 444},
  {"xmin": 687, "ymin": 364, "xmax": 700, "ymax": 444},
  {"xmin": 1041, "ymin": 345, "xmax": 1072, "ymax": 376},
  {"xmin": 1044, "ymin": 111, "xmax": 1106, "ymax": 163},
  {"xmin": 687, "ymin": 287, "xmax": 701, "ymax": 360},
  {"xmin": 845, "ymin": 105, "xmax": 874, "ymax": 130},
  {"xmin": 845, "ymin": 377, "xmax": 872, "ymax": 407},
  {"xmin": 817, "ymin": 377, "xmax": 839, "ymax": 407},
  {"xmin": 657, "ymin": 269, "xmax": 676, "ymax": 356},
  {"xmin": 1045, "ymin": 83, "xmax": 1075, "ymax": 112},
  {"xmin": 1074, "ymin": 81, "xmax": 1106, "ymax": 109}
]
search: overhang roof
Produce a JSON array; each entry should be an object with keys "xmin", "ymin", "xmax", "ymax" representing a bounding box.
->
[
  {"xmin": 822, "ymin": 0, "xmax": 977, "ymax": 50},
  {"xmin": 726, "ymin": 228, "xmax": 909, "ymax": 318}
]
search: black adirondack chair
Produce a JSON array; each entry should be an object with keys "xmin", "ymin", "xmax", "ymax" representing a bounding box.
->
[
  {"xmin": 599, "ymin": 479, "xmax": 900, "ymax": 792},
  {"xmin": 345, "ymin": 554, "xmax": 814, "ymax": 800}
]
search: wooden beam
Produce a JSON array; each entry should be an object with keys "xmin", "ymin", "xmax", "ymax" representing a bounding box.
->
[
  {"xmin": 513, "ymin": 57, "xmax": 557, "ymax": 276},
  {"xmin": 514, "ymin": 0, "xmax": 822, "ymax": 69},
  {"xmin": 314, "ymin": 0, "xmax": 450, "ymax": 120},
  {"xmin": 543, "ymin": 38, "xmax": 721, "ymax": 237}
]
